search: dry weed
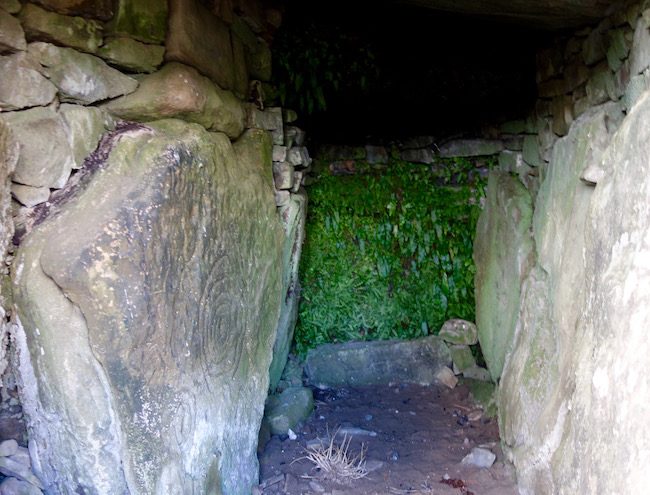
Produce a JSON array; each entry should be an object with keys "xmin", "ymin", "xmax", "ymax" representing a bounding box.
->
[{"xmin": 300, "ymin": 429, "xmax": 369, "ymax": 483}]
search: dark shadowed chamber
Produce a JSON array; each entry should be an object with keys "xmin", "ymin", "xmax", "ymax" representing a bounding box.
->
[{"xmin": 273, "ymin": 0, "xmax": 550, "ymax": 142}]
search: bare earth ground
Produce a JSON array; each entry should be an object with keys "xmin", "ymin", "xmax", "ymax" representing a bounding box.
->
[{"xmin": 258, "ymin": 382, "xmax": 518, "ymax": 495}]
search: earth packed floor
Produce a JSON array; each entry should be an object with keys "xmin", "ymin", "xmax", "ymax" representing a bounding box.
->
[{"xmin": 258, "ymin": 382, "xmax": 517, "ymax": 494}]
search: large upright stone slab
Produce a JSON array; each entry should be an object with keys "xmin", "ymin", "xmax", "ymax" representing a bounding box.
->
[
  {"xmin": 268, "ymin": 191, "xmax": 307, "ymax": 390},
  {"xmin": 498, "ymin": 102, "xmax": 624, "ymax": 493},
  {"xmin": 304, "ymin": 336, "xmax": 451, "ymax": 389},
  {"xmin": 473, "ymin": 171, "xmax": 535, "ymax": 381},
  {"xmin": 102, "ymin": 62, "xmax": 244, "ymax": 139},
  {"xmin": 166, "ymin": 0, "xmax": 235, "ymax": 91},
  {"xmin": 13, "ymin": 120, "xmax": 284, "ymax": 494},
  {"xmin": 547, "ymin": 92, "xmax": 650, "ymax": 495}
]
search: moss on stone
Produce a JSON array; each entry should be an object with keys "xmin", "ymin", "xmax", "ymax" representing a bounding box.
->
[{"xmin": 106, "ymin": 0, "xmax": 168, "ymax": 44}]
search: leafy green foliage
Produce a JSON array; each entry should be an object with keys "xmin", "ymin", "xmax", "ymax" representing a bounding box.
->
[
  {"xmin": 295, "ymin": 157, "xmax": 489, "ymax": 355},
  {"xmin": 272, "ymin": 22, "xmax": 377, "ymax": 115}
]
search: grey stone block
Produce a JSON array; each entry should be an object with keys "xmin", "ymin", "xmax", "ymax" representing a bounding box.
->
[{"xmin": 305, "ymin": 336, "xmax": 451, "ymax": 389}]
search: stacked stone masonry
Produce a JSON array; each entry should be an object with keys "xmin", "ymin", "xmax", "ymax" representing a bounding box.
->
[{"xmin": 0, "ymin": 1, "xmax": 308, "ymax": 494}]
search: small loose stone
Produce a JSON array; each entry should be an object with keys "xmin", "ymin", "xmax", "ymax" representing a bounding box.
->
[{"xmin": 0, "ymin": 439, "xmax": 17, "ymax": 457}]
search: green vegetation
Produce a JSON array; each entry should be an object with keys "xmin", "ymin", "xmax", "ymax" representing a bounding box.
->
[
  {"xmin": 272, "ymin": 22, "xmax": 377, "ymax": 115},
  {"xmin": 295, "ymin": 157, "xmax": 491, "ymax": 355}
]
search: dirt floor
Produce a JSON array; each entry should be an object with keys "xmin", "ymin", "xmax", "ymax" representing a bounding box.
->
[{"xmin": 257, "ymin": 382, "xmax": 518, "ymax": 495}]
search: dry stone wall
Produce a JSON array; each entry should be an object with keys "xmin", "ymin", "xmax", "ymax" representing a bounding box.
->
[
  {"xmin": 0, "ymin": 1, "xmax": 310, "ymax": 493},
  {"xmin": 473, "ymin": 1, "xmax": 650, "ymax": 493}
]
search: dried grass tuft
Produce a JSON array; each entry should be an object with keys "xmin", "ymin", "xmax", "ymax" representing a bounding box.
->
[{"xmin": 301, "ymin": 429, "xmax": 369, "ymax": 483}]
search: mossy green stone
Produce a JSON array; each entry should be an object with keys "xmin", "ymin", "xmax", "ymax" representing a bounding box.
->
[
  {"xmin": 264, "ymin": 387, "xmax": 314, "ymax": 435},
  {"xmin": 19, "ymin": 3, "xmax": 102, "ymax": 53},
  {"xmin": 97, "ymin": 37, "xmax": 164, "ymax": 73},
  {"xmin": 449, "ymin": 344, "xmax": 476, "ymax": 373},
  {"xmin": 102, "ymin": 62, "xmax": 245, "ymax": 138},
  {"xmin": 465, "ymin": 379, "xmax": 497, "ymax": 418},
  {"xmin": 522, "ymin": 135, "xmax": 544, "ymax": 167},
  {"xmin": 106, "ymin": 0, "xmax": 167, "ymax": 44},
  {"xmin": 473, "ymin": 171, "xmax": 535, "ymax": 381}
]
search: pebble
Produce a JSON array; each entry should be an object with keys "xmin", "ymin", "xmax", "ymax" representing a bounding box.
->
[
  {"xmin": 287, "ymin": 428, "xmax": 297, "ymax": 440},
  {"xmin": 0, "ymin": 440, "xmax": 18, "ymax": 457},
  {"xmin": 364, "ymin": 414, "xmax": 373, "ymax": 421},
  {"xmin": 365, "ymin": 459, "xmax": 385, "ymax": 472},
  {"xmin": 309, "ymin": 480, "xmax": 325, "ymax": 493},
  {"xmin": 8, "ymin": 448, "xmax": 30, "ymax": 469},
  {"xmin": 336, "ymin": 426, "xmax": 377, "ymax": 437},
  {"xmin": 467, "ymin": 409, "xmax": 483, "ymax": 422},
  {"xmin": 461, "ymin": 447, "xmax": 496, "ymax": 468},
  {"xmin": 306, "ymin": 438, "xmax": 324, "ymax": 449},
  {"xmin": 388, "ymin": 449, "xmax": 400, "ymax": 461}
]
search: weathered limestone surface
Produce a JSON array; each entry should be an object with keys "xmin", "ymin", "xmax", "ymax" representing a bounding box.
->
[
  {"xmin": 102, "ymin": 62, "xmax": 244, "ymax": 139},
  {"xmin": 0, "ymin": 7, "xmax": 26, "ymax": 53},
  {"xmin": 498, "ymin": 102, "xmax": 624, "ymax": 493},
  {"xmin": 166, "ymin": 0, "xmax": 236, "ymax": 91},
  {"xmin": 28, "ymin": 42, "xmax": 138, "ymax": 105},
  {"xmin": 473, "ymin": 171, "xmax": 535, "ymax": 381},
  {"xmin": 11, "ymin": 183, "xmax": 50, "ymax": 207},
  {"xmin": 1, "ymin": 107, "xmax": 75, "ymax": 188},
  {"xmin": 19, "ymin": 3, "xmax": 102, "ymax": 53},
  {"xmin": 58, "ymin": 103, "xmax": 112, "ymax": 167},
  {"xmin": 0, "ymin": 53, "xmax": 57, "ymax": 111},
  {"xmin": 0, "ymin": 120, "xmax": 16, "ymax": 261},
  {"xmin": 2, "ymin": 103, "xmax": 110, "ymax": 191},
  {"xmin": 97, "ymin": 37, "xmax": 165, "ymax": 73},
  {"xmin": 13, "ymin": 120, "xmax": 284, "ymax": 494},
  {"xmin": 629, "ymin": 10, "xmax": 650, "ymax": 76},
  {"xmin": 549, "ymin": 90, "xmax": 650, "ymax": 495},
  {"xmin": 263, "ymin": 387, "xmax": 313, "ymax": 435},
  {"xmin": 268, "ymin": 191, "xmax": 307, "ymax": 390},
  {"xmin": 305, "ymin": 336, "xmax": 451, "ymax": 389}
]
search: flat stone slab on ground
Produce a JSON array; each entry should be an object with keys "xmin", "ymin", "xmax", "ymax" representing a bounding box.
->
[{"xmin": 305, "ymin": 336, "xmax": 451, "ymax": 389}]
